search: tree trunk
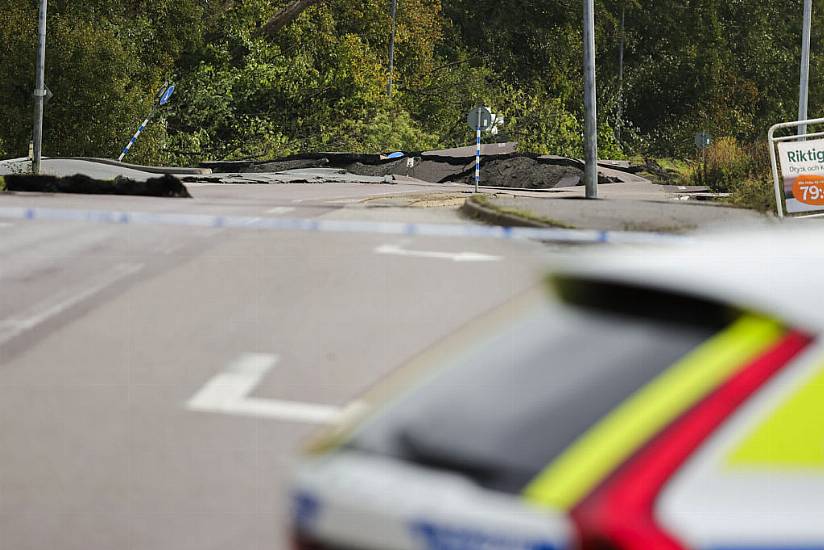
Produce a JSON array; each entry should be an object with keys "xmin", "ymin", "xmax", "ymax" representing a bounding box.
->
[{"xmin": 261, "ymin": 0, "xmax": 326, "ymax": 37}]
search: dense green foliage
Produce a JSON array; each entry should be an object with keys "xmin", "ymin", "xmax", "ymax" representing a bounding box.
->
[{"xmin": 0, "ymin": 0, "xmax": 819, "ymax": 165}]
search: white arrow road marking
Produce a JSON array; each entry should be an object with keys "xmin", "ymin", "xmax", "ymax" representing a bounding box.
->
[
  {"xmin": 374, "ymin": 244, "xmax": 502, "ymax": 262},
  {"xmin": 265, "ymin": 207, "xmax": 296, "ymax": 215},
  {"xmin": 0, "ymin": 262, "xmax": 144, "ymax": 346},
  {"xmin": 186, "ymin": 353, "xmax": 347, "ymax": 424}
]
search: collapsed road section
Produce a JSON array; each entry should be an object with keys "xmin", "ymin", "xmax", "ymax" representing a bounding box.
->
[{"xmin": 199, "ymin": 143, "xmax": 642, "ymax": 189}]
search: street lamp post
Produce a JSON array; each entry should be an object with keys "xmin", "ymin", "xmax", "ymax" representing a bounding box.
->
[
  {"xmin": 32, "ymin": 0, "xmax": 48, "ymax": 175},
  {"xmin": 617, "ymin": 6, "xmax": 625, "ymax": 145},
  {"xmin": 583, "ymin": 0, "xmax": 598, "ymax": 198},
  {"xmin": 799, "ymin": 0, "xmax": 813, "ymax": 136},
  {"xmin": 387, "ymin": 0, "xmax": 398, "ymax": 96}
]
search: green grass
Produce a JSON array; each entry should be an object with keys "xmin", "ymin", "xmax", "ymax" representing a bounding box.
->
[
  {"xmin": 626, "ymin": 156, "xmax": 692, "ymax": 185},
  {"xmin": 725, "ymin": 177, "xmax": 776, "ymax": 213}
]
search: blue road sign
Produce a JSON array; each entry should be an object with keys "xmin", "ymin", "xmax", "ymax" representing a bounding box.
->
[{"xmin": 159, "ymin": 85, "xmax": 175, "ymax": 106}]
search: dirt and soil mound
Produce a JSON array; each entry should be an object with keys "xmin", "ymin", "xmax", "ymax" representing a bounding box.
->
[
  {"xmin": 3, "ymin": 174, "xmax": 191, "ymax": 197},
  {"xmin": 449, "ymin": 157, "xmax": 583, "ymax": 188}
]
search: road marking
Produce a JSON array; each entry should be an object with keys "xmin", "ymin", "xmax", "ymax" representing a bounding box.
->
[
  {"xmin": 375, "ymin": 243, "xmax": 502, "ymax": 262},
  {"xmin": 266, "ymin": 206, "xmax": 296, "ymax": 215},
  {"xmin": 157, "ymin": 242, "xmax": 185, "ymax": 255},
  {"xmin": 0, "ymin": 262, "xmax": 144, "ymax": 346},
  {"xmin": 0, "ymin": 222, "xmax": 13, "ymax": 228},
  {"xmin": 186, "ymin": 353, "xmax": 344, "ymax": 424}
]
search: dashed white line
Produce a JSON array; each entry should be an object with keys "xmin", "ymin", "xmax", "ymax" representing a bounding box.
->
[
  {"xmin": 186, "ymin": 353, "xmax": 345, "ymax": 424},
  {"xmin": 265, "ymin": 207, "xmax": 296, "ymax": 215},
  {"xmin": 375, "ymin": 243, "xmax": 502, "ymax": 262},
  {"xmin": 0, "ymin": 262, "xmax": 144, "ymax": 346}
]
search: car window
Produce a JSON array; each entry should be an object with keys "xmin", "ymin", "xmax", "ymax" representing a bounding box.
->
[{"xmin": 347, "ymin": 299, "xmax": 726, "ymax": 494}]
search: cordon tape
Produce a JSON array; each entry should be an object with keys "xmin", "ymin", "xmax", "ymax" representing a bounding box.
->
[{"xmin": 0, "ymin": 206, "xmax": 690, "ymax": 246}]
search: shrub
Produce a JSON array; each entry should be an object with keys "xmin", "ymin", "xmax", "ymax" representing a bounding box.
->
[
  {"xmin": 727, "ymin": 176, "xmax": 776, "ymax": 213},
  {"xmin": 689, "ymin": 137, "xmax": 753, "ymax": 192},
  {"xmin": 684, "ymin": 137, "xmax": 776, "ymax": 212}
]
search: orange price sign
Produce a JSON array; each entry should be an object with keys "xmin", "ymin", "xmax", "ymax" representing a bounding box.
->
[{"xmin": 792, "ymin": 175, "xmax": 824, "ymax": 205}]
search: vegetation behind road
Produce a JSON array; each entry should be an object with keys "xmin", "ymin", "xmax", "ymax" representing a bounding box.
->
[{"xmin": 0, "ymin": 0, "xmax": 815, "ymax": 191}]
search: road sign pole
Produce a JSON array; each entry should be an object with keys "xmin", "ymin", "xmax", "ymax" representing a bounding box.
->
[
  {"xmin": 475, "ymin": 126, "xmax": 481, "ymax": 193},
  {"xmin": 118, "ymin": 110, "xmax": 155, "ymax": 162},
  {"xmin": 387, "ymin": 0, "xmax": 398, "ymax": 96},
  {"xmin": 32, "ymin": 0, "xmax": 48, "ymax": 175},
  {"xmin": 118, "ymin": 83, "xmax": 175, "ymax": 161},
  {"xmin": 799, "ymin": 0, "xmax": 813, "ymax": 136},
  {"xmin": 583, "ymin": 0, "xmax": 598, "ymax": 198}
]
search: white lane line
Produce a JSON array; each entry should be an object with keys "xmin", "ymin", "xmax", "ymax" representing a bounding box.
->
[
  {"xmin": 0, "ymin": 222, "xmax": 13, "ymax": 228},
  {"xmin": 0, "ymin": 262, "xmax": 144, "ymax": 346},
  {"xmin": 375, "ymin": 243, "xmax": 502, "ymax": 263},
  {"xmin": 265, "ymin": 206, "xmax": 296, "ymax": 215},
  {"xmin": 186, "ymin": 353, "xmax": 344, "ymax": 424},
  {"xmin": 157, "ymin": 242, "xmax": 184, "ymax": 255}
]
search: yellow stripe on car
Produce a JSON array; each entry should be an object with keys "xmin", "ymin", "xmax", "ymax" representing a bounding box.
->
[
  {"xmin": 523, "ymin": 315, "xmax": 784, "ymax": 511},
  {"xmin": 728, "ymin": 362, "xmax": 824, "ymax": 470}
]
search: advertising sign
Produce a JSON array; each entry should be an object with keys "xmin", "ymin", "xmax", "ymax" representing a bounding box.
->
[{"xmin": 777, "ymin": 138, "xmax": 824, "ymax": 214}]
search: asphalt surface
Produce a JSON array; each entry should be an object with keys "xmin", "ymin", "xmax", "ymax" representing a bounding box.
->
[{"xmin": 0, "ymin": 181, "xmax": 552, "ymax": 549}]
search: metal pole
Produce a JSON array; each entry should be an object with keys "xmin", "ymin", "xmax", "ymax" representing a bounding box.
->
[
  {"xmin": 32, "ymin": 0, "xmax": 48, "ymax": 175},
  {"xmin": 118, "ymin": 110, "xmax": 155, "ymax": 162},
  {"xmin": 583, "ymin": 0, "xmax": 598, "ymax": 198},
  {"xmin": 387, "ymin": 0, "xmax": 398, "ymax": 96},
  {"xmin": 475, "ymin": 110, "xmax": 481, "ymax": 193},
  {"xmin": 799, "ymin": 0, "xmax": 812, "ymax": 136},
  {"xmin": 617, "ymin": 6, "xmax": 625, "ymax": 145}
]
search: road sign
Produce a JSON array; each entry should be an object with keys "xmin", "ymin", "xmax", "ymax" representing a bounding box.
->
[
  {"xmin": 695, "ymin": 131, "xmax": 712, "ymax": 149},
  {"xmin": 467, "ymin": 106, "xmax": 492, "ymax": 132},
  {"xmin": 159, "ymin": 84, "xmax": 175, "ymax": 106}
]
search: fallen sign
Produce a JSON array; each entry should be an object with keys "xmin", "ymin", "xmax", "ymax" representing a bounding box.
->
[{"xmin": 769, "ymin": 117, "xmax": 824, "ymax": 218}]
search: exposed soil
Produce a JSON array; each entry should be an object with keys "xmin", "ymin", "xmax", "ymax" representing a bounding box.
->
[
  {"xmin": 3, "ymin": 174, "xmax": 191, "ymax": 197},
  {"xmin": 450, "ymin": 157, "xmax": 584, "ymax": 189}
]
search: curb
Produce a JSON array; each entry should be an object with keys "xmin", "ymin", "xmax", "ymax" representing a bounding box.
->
[{"xmin": 461, "ymin": 195, "xmax": 566, "ymax": 229}]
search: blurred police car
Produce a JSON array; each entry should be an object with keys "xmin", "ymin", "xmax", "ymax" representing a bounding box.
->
[{"xmin": 290, "ymin": 227, "xmax": 824, "ymax": 550}]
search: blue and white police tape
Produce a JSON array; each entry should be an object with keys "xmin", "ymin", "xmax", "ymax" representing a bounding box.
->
[
  {"xmin": 118, "ymin": 116, "xmax": 151, "ymax": 162},
  {"xmin": 0, "ymin": 206, "xmax": 689, "ymax": 246}
]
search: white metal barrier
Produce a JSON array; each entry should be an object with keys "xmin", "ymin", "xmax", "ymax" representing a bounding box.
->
[{"xmin": 768, "ymin": 117, "xmax": 824, "ymax": 219}]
